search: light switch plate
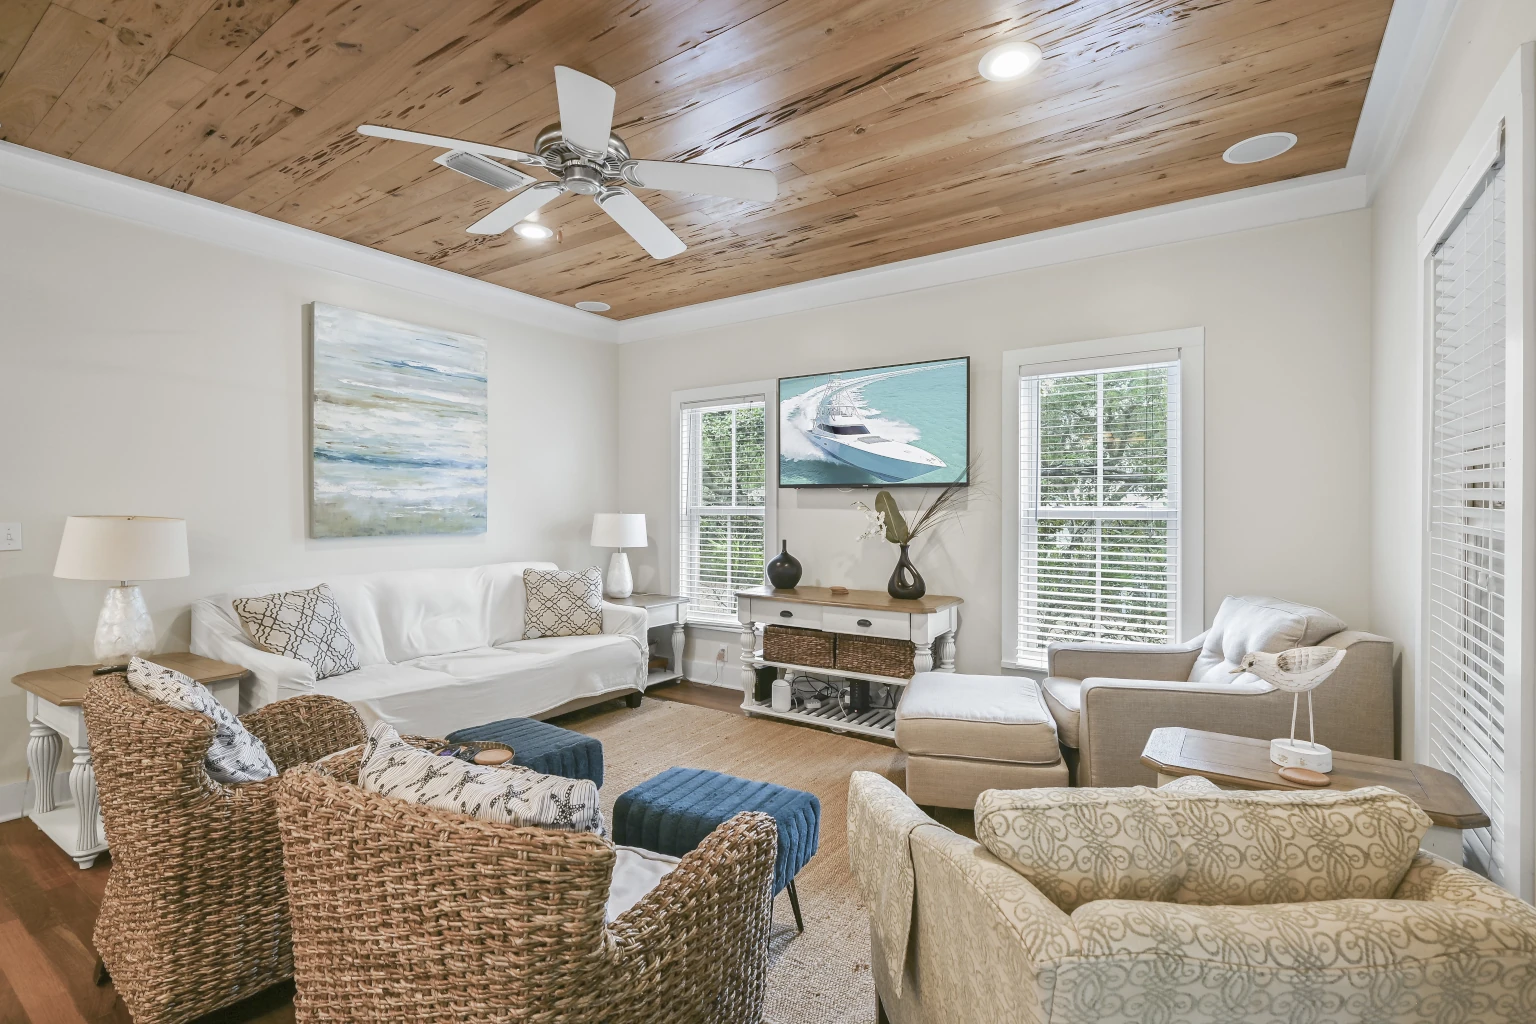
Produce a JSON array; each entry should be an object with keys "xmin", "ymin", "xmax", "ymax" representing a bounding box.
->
[{"xmin": 0, "ymin": 523, "xmax": 19, "ymax": 551}]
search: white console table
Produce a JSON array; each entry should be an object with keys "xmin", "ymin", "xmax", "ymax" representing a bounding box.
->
[
  {"xmin": 14, "ymin": 654, "xmax": 246, "ymax": 869},
  {"xmin": 735, "ymin": 586, "xmax": 961, "ymax": 739}
]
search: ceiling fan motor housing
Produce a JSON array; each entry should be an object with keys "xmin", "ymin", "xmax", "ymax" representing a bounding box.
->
[{"xmin": 535, "ymin": 124, "xmax": 637, "ymax": 195}]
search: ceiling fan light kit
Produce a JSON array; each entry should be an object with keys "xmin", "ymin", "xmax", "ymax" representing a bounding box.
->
[
  {"xmin": 359, "ymin": 66, "xmax": 777, "ymax": 261},
  {"xmin": 978, "ymin": 41, "xmax": 1043, "ymax": 82}
]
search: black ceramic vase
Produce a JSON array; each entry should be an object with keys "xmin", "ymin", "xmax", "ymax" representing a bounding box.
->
[
  {"xmin": 887, "ymin": 543, "xmax": 926, "ymax": 600},
  {"xmin": 766, "ymin": 540, "xmax": 802, "ymax": 589}
]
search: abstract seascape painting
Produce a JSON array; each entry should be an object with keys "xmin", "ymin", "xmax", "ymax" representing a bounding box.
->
[{"xmin": 310, "ymin": 303, "xmax": 487, "ymax": 537}]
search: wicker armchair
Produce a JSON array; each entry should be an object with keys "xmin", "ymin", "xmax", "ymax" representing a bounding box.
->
[
  {"xmin": 83, "ymin": 674, "xmax": 365, "ymax": 1024},
  {"xmin": 275, "ymin": 753, "xmax": 779, "ymax": 1023}
]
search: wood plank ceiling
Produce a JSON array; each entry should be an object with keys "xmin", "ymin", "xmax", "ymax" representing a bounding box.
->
[{"xmin": 0, "ymin": 0, "xmax": 1393, "ymax": 320}]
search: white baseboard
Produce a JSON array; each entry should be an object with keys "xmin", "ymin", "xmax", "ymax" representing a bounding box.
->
[{"xmin": 0, "ymin": 772, "xmax": 71, "ymax": 824}]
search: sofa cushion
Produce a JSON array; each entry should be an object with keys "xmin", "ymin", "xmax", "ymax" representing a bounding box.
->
[
  {"xmin": 523, "ymin": 567, "xmax": 604, "ymax": 639},
  {"xmin": 1040, "ymin": 677, "xmax": 1082, "ymax": 749},
  {"xmin": 896, "ymin": 673, "xmax": 1061, "ymax": 765},
  {"xmin": 976, "ymin": 784, "xmax": 1430, "ymax": 913},
  {"xmin": 126, "ymin": 657, "xmax": 277, "ymax": 784},
  {"xmin": 233, "ymin": 583, "xmax": 360, "ymax": 679},
  {"xmin": 607, "ymin": 845, "xmax": 680, "ymax": 923},
  {"xmin": 358, "ymin": 722, "xmax": 605, "ymax": 834},
  {"xmin": 1188, "ymin": 595, "xmax": 1346, "ymax": 685}
]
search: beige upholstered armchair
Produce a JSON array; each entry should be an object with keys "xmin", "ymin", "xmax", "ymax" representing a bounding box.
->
[
  {"xmin": 1042, "ymin": 594, "xmax": 1395, "ymax": 786},
  {"xmin": 848, "ymin": 771, "xmax": 1536, "ymax": 1024}
]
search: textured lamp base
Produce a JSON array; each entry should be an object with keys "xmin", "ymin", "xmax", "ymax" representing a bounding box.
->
[
  {"xmin": 604, "ymin": 551, "xmax": 634, "ymax": 599},
  {"xmin": 1270, "ymin": 737, "xmax": 1333, "ymax": 773},
  {"xmin": 94, "ymin": 585, "xmax": 155, "ymax": 666}
]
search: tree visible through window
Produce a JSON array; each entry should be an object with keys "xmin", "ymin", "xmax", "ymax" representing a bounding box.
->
[
  {"xmin": 679, "ymin": 399, "xmax": 766, "ymax": 625},
  {"xmin": 1016, "ymin": 362, "xmax": 1180, "ymax": 666}
]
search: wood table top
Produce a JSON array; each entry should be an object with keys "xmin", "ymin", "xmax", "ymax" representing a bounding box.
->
[
  {"xmin": 736, "ymin": 585, "xmax": 962, "ymax": 614},
  {"xmin": 12, "ymin": 653, "xmax": 249, "ymax": 707},
  {"xmin": 607, "ymin": 593, "xmax": 688, "ymax": 608},
  {"xmin": 1140, "ymin": 727, "xmax": 1490, "ymax": 830}
]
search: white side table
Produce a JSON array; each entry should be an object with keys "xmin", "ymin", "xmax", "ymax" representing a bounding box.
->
[
  {"xmin": 608, "ymin": 594, "xmax": 689, "ymax": 686},
  {"xmin": 14, "ymin": 654, "xmax": 248, "ymax": 869}
]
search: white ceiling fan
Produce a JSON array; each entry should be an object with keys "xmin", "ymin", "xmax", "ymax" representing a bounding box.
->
[{"xmin": 357, "ymin": 66, "xmax": 777, "ymax": 260}]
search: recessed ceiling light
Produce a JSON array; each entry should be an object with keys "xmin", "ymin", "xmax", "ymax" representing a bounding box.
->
[
  {"xmin": 513, "ymin": 221, "xmax": 555, "ymax": 240},
  {"xmin": 575, "ymin": 300, "xmax": 611, "ymax": 312},
  {"xmin": 1223, "ymin": 132, "xmax": 1298, "ymax": 165},
  {"xmin": 978, "ymin": 41, "xmax": 1043, "ymax": 82}
]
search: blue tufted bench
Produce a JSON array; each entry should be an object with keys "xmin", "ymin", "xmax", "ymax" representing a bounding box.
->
[
  {"xmin": 447, "ymin": 717, "xmax": 603, "ymax": 788},
  {"xmin": 612, "ymin": 766, "xmax": 821, "ymax": 931}
]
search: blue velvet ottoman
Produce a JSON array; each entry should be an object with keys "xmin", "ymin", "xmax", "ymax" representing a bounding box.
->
[
  {"xmin": 446, "ymin": 717, "xmax": 603, "ymax": 788},
  {"xmin": 612, "ymin": 766, "xmax": 820, "ymax": 931}
]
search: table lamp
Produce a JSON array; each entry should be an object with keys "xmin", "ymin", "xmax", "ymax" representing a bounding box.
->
[
  {"xmin": 591, "ymin": 513, "xmax": 646, "ymax": 598},
  {"xmin": 54, "ymin": 515, "xmax": 190, "ymax": 669}
]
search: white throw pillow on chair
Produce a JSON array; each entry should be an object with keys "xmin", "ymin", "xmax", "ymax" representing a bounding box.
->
[{"xmin": 126, "ymin": 656, "xmax": 277, "ymax": 785}]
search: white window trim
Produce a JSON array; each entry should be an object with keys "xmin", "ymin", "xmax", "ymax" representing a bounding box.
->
[
  {"xmin": 1001, "ymin": 328, "xmax": 1205, "ymax": 672},
  {"xmin": 669, "ymin": 379, "xmax": 778, "ymax": 624},
  {"xmin": 1414, "ymin": 43, "xmax": 1535, "ymax": 901}
]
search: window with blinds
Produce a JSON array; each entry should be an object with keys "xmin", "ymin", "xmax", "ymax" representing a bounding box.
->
[
  {"xmin": 678, "ymin": 397, "xmax": 767, "ymax": 626},
  {"xmin": 1015, "ymin": 360, "xmax": 1181, "ymax": 667},
  {"xmin": 1425, "ymin": 156, "xmax": 1507, "ymax": 884}
]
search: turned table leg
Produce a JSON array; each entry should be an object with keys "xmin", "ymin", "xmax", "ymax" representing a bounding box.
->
[
  {"xmin": 740, "ymin": 623, "xmax": 758, "ymax": 703},
  {"xmin": 27, "ymin": 721, "xmax": 61, "ymax": 814},
  {"xmin": 936, "ymin": 632, "xmax": 956, "ymax": 671},
  {"xmin": 914, "ymin": 641, "xmax": 934, "ymax": 675},
  {"xmin": 672, "ymin": 621, "xmax": 685, "ymax": 678},
  {"xmin": 68, "ymin": 745, "xmax": 102, "ymax": 869}
]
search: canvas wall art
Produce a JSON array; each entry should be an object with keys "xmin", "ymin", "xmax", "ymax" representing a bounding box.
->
[{"xmin": 310, "ymin": 303, "xmax": 488, "ymax": 537}]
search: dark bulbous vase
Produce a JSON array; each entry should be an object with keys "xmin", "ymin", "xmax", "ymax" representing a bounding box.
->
[
  {"xmin": 887, "ymin": 543, "xmax": 925, "ymax": 600},
  {"xmin": 766, "ymin": 540, "xmax": 802, "ymax": 589}
]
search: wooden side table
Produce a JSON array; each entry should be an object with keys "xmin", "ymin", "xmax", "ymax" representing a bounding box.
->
[
  {"xmin": 12, "ymin": 653, "xmax": 249, "ymax": 869},
  {"xmin": 1140, "ymin": 727, "xmax": 1491, "ymax": 863},
  {"xmin": 607, "ymin": 594, "xmax": 688, "ymax": 686}
]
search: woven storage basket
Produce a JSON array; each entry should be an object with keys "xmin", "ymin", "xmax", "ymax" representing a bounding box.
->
[
  {"xmin": 763, "ymin": 624, "xmax": 836, "ymax": 668},
  {"xmin": 836, "ymin": 633, "xmax": 916, "ymax": 678}
]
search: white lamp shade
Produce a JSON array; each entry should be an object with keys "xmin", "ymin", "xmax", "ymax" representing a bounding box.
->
[
  {"xmin": 591, "ymin": 513, "xmax": 647, "ymax": 549},
  {"xmin": 54, "ymin": 516, "xmax": 190, "ymax": 581}
]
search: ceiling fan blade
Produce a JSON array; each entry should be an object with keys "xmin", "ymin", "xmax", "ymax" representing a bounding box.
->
[
  {"xmin": 553, "ymin": 66, "xmax": 616, "ymax": 156},
  {"xmin": 626, "ymin": 159, "xmax": 777, "ymax": 202},
  {"xmin": 357, "ymin": 124, "xmax": 543, "ymax": 166},
  {"xmin": 596, "ymin": 188, "xmax": 685, "ymax": 259},
  {"xmin": 466, "ymin": 182, "xmax": 565, "ymax": 235}
]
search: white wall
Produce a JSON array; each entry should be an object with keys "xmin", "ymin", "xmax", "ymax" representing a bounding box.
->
[
  {"xmin": 1370, "ymin": 1, "xmax": 1536, "ymax": 763},
  {"xmin": 0, "ymin": 185, "xmax": 619, "ymax": 792},
  {"xmin": 619, "ymin": 210, "xmax": 1375, "ymax": 684}
]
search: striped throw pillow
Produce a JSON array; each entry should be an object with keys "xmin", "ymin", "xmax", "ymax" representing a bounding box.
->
[
  {"xmin": 126, "ymin": 657, "xmax": 277, "ymax": 785},
  {"xmin": 358, "ymin": 722, "xmax": 605, "ymax": 835}
]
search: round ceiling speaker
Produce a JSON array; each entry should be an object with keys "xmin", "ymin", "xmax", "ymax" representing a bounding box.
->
[
  {"xmin": 575, "ymin": 301, "xmax": 611, "ymax": 312},
  {"xmin": 1223, "ymin": 132, "xmax": 1298, "ymax": 165}
]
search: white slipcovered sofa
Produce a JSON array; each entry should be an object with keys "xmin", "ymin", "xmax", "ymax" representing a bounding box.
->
[{"xmin": 191, "ymin": 561, "xmax": 648, "ymax": 737}]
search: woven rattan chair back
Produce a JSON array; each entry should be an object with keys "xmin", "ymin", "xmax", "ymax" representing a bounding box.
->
[
  {"xmin": 83, "ymin": 673, "xmax": 364, "ymax": 1024},
  {"xmin": 276, "ymin": 763, "xmax": 778, "ymax": 1023}
]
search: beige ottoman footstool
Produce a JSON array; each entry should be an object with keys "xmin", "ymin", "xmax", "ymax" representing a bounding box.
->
[{"xmin": 895, "ymin": 672, "xmax": 1068, "ymax": 808}]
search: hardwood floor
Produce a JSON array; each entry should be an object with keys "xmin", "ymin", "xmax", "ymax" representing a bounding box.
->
[{"xmin": 0, "ymin": 680, "xmax": 930, "ymax": 1023}]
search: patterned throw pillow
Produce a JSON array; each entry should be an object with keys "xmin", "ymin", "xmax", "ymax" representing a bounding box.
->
[
  {"xmin": 126, "ymin": 657, "xmax": 277, "ymax": 784},
  {"xmin": 358, "ymin": 722, "xmax": 606, "ymax": 835},
  {"xmin": 233, "ymin": 583, "xmax": 359, "ymax": 679},
  {"xmin": 523, "ymin": 567, "xmax": 604, "ymax": 639}
]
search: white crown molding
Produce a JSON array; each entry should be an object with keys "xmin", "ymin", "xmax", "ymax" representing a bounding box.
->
[
  {"xmin": 616, "ymin": 170, "xmax": 1369, "ymax": 342},
  {"xmin": 0, "ymin": 141, "xmax": 618, "ymax": 343},
  {"xmin": 1346, "ymin": 0, "xmax": 1460, "ymax": 191}
]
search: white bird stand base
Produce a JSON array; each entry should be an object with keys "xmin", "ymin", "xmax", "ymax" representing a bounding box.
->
[
  {"xmin": 604, "ymin": 551, "xmax": 634, "ymax": 599},
  {"xmin": 1270, "ymin": 737, "xmax": 1333, "ymax": 773}
]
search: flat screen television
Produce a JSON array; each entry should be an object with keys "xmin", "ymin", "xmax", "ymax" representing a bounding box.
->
[{"xmin": 778, "ymin": 356, "xmax": 969, "ymax": 488}]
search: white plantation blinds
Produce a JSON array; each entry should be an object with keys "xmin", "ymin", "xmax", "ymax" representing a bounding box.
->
[
  {"xmin": 1015, "ymin": 359, "xmax": 1180, "ymax": 668},
  {"xmin": 678, "ymin": 397, "xmax": 767, "ymax": 626},
  {"xmin": 1425, "ymin": 157, "xmax": 1507, "ymax": 884}
]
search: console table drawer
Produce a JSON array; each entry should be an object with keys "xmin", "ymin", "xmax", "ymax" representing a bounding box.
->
[
  {"xmin": 750, "ymin": 599, "xmax": 823, "ymax": 629},
  {"xmin": 823, "ymin": 608, "xmax": 909, "ymax": 641}
]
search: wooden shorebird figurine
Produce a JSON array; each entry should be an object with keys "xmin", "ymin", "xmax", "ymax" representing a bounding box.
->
[{"xmin": 1237, "ymin": 646, "xmax": 1348, "ymax": 772}]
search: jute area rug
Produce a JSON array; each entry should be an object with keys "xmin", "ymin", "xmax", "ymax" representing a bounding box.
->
[{"xmin": 559, "ymin": 696, "xmax": 906, "ymax": 1024}]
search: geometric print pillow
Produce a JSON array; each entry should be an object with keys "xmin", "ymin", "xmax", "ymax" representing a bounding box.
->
[
  {"xmin": 522, "ymin": 567, "xmax": 604, "ymax": 639},
  {"xmin": 125, "ymin": 656, "xmax": 278, "ymax": 785},
  {"xmin": 358, "ymin": 722, "xmax": 605, "ymax": 835},
  {"xmin": 233, "ymin": 582, "xmax": 359, "ymax": 679}
]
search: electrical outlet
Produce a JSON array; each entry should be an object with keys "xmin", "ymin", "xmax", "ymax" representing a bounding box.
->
[{"xmin": 0, "ymin": 523, "xmax": 19, "ymax": 551}]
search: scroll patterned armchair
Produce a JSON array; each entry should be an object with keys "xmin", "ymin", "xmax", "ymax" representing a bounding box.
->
[
  {"xmin": 274, "ymin": 754, "xmax": 779, "ymax": 1023},
  {"xmin": 1042, "ymin": 594, "xmax": 1395, "ymax": 786},
  {"xmin": 83, "ymin": 674, "xmax": 365, "ymax": 1024}
]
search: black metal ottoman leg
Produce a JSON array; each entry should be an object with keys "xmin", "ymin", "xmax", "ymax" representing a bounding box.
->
[
  {"xmin": 93, "ymin": 957, "xmax": 110, "ymax": 986},
  {"xmin": 786, "ymin": 878, "xmax": 804, "ymax": 932}
]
